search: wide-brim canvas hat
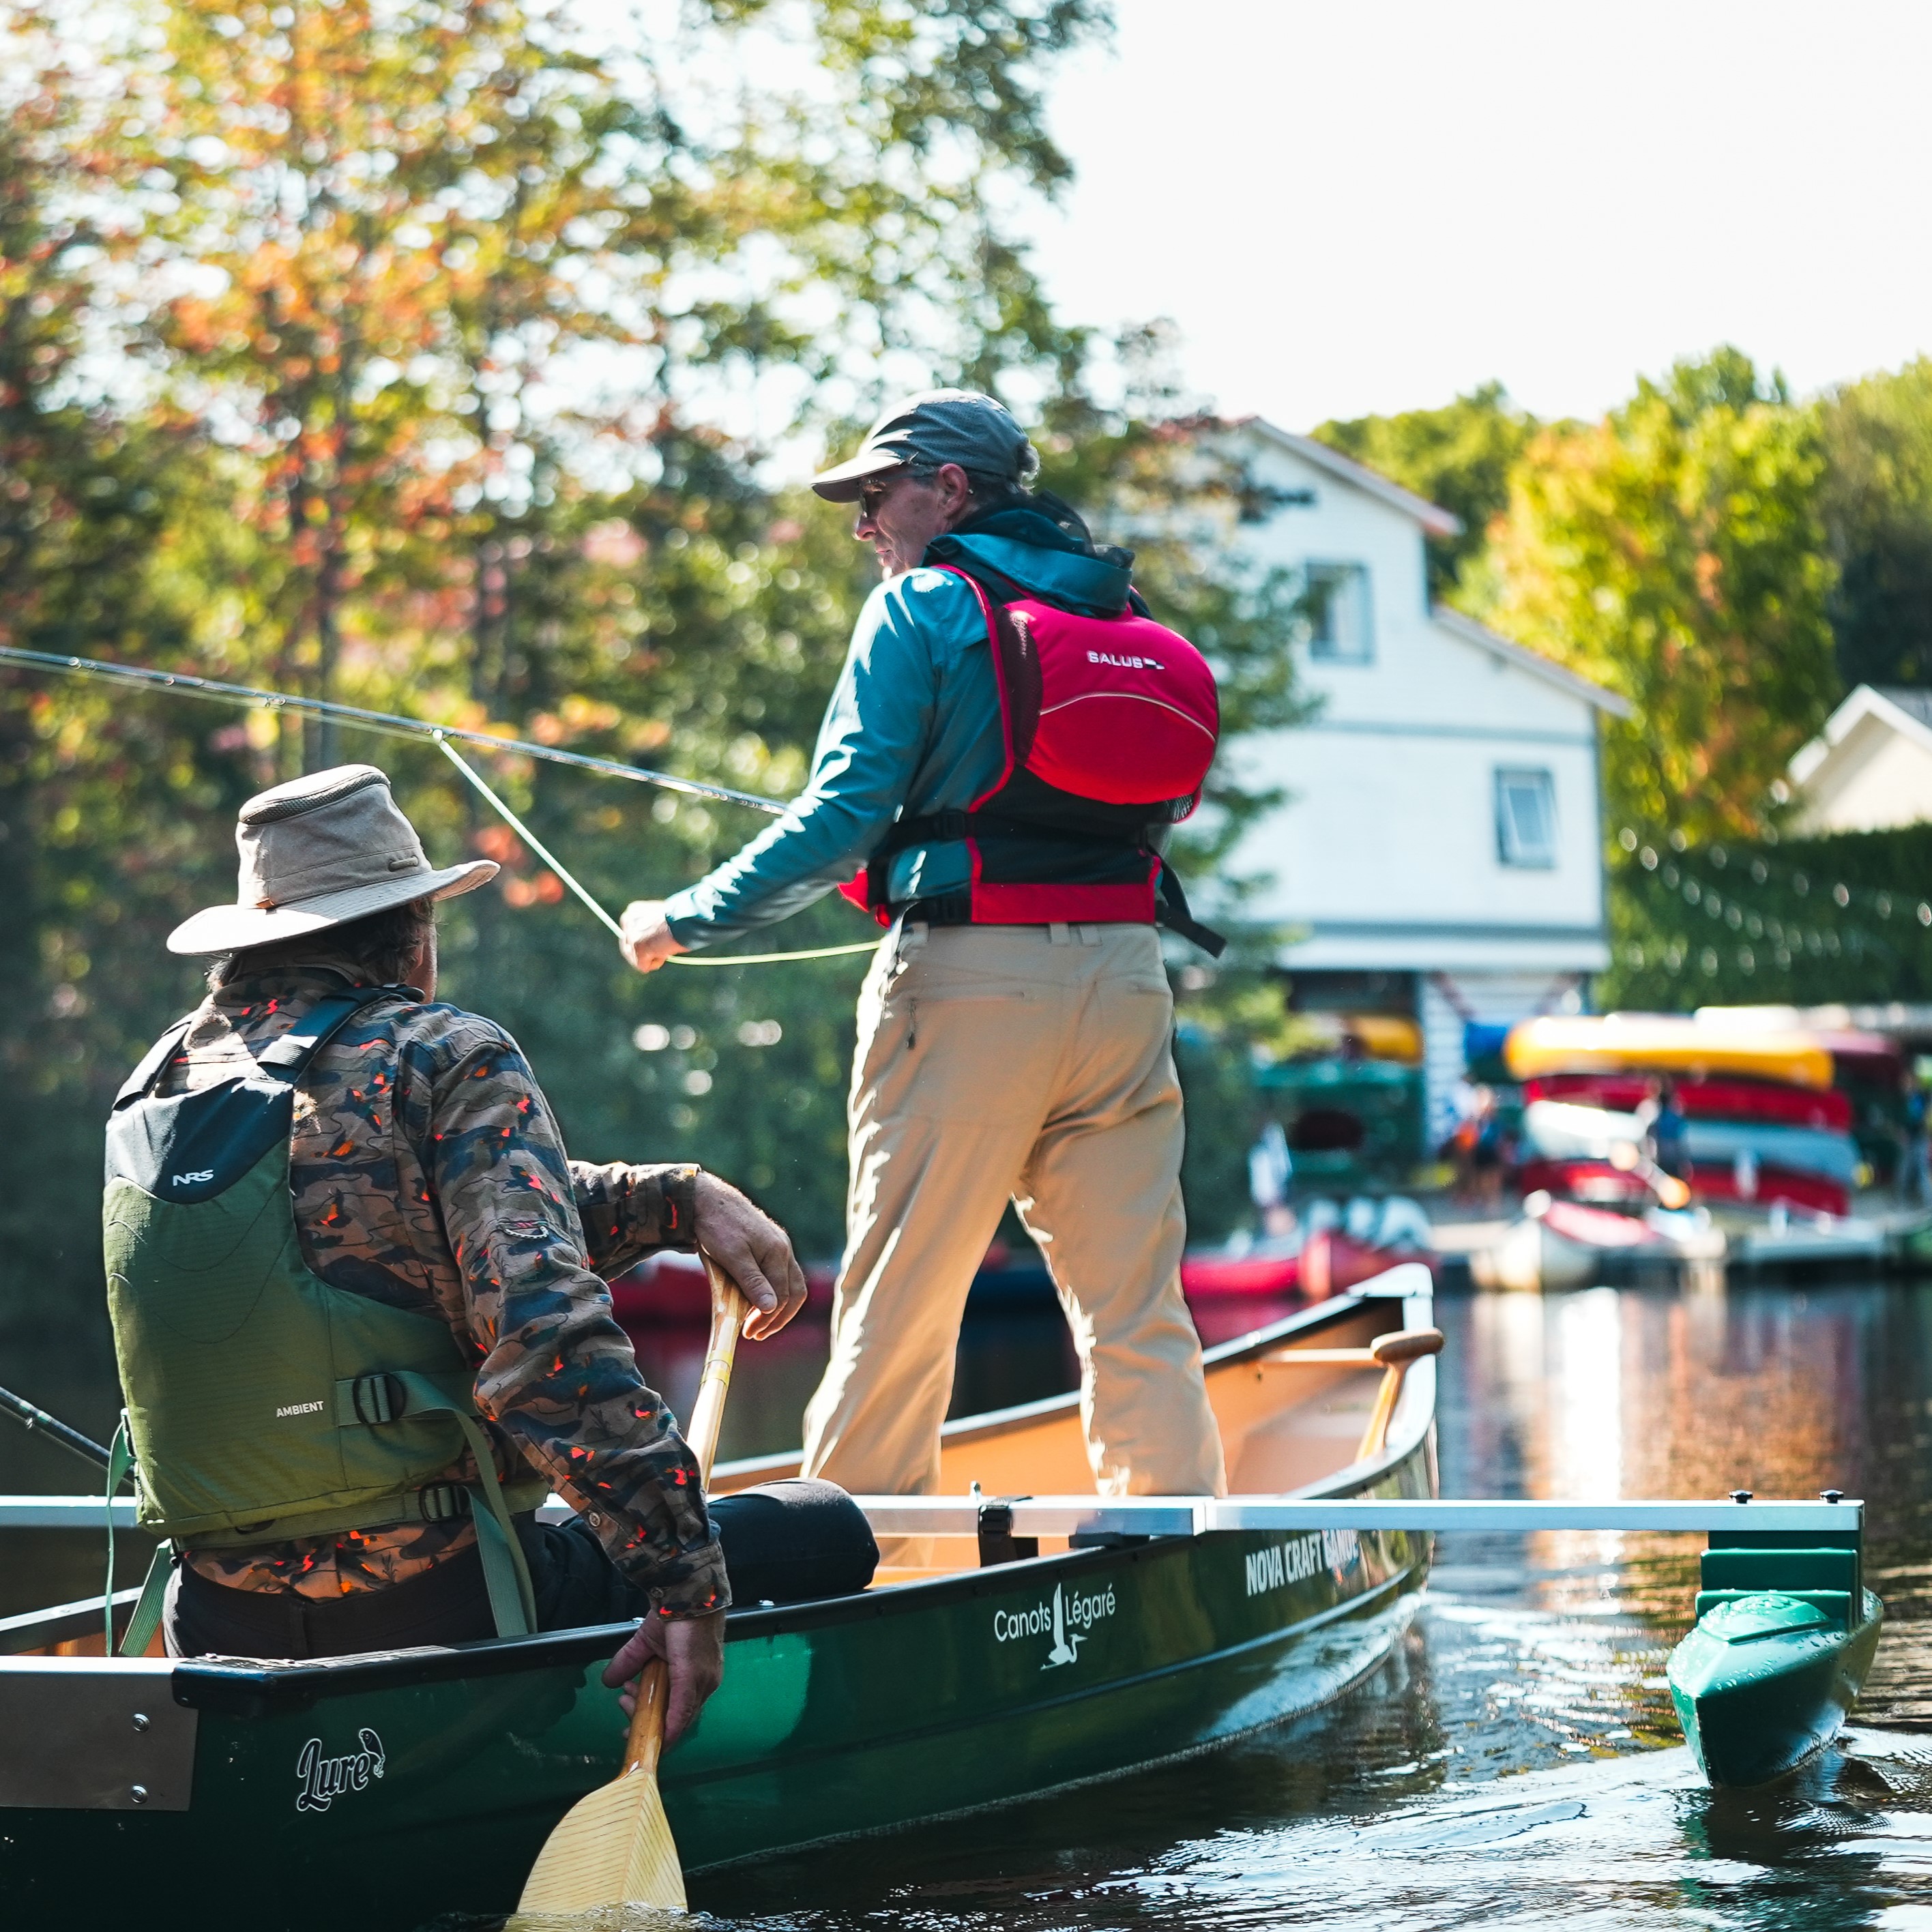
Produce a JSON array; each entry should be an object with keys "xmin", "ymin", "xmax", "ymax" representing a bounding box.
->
[{"xmin": 167, "ymin": 763, "xmax": 498, "ymax": 955}]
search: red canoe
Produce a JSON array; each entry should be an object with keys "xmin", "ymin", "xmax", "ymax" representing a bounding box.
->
[
  {"xmin": 1517, "ymin": 1156, "xmax": 1851, "ymax": 1219},
  {"xmin": 1521, "ymin": 1074, "xmax": 1853, "ymax": 1132}
]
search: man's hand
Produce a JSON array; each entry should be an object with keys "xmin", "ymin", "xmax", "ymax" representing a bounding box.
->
[
  {"xmin": 695, "ymin": 1171, "xmax": 808, "ymax": 1339},
  {"xmin": 602, "ymin": 1609, "xmax": 725, "ymax": 1745},
  {"xmin": 621, "ymin": 899, "xmax": 689, "ymax": 975}
]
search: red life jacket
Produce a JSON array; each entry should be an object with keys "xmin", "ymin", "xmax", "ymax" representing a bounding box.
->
[{"xmin": 840, "ymin": 561, "xmax": 1226, "ymax": 954}]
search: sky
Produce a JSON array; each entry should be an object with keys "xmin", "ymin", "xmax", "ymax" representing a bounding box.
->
[{"xmin": 1025, "ymin": 0, "xmax": 1932, "ymax": 431}]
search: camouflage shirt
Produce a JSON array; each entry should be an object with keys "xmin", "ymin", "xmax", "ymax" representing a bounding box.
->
[{"xmin": 152, "ymin": 956, "xmax": 727, "ymax": 1619}]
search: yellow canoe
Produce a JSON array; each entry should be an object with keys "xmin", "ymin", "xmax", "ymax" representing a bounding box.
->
[{"xmin": 1504, "ymin": 1015, "xmax": 1836, "ymax": 1092}]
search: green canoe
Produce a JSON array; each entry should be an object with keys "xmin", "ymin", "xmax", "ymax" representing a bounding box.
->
[
  {"xmin": 0, "ymin": 1270, "xmax": 1441, "ymax": 1930},
  {"xmin": 1667, "ymin": 1519, "xmax": 1882, "ymax": 1787}
]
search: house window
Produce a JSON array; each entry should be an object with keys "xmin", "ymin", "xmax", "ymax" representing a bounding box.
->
[
  {"xmin": 1495, "ymin": 767, "xmax": 1557, "ymax": 868},
  {"xmin": 1305, "ymin": 562, "xmax": 1373, "ymax": 663}
]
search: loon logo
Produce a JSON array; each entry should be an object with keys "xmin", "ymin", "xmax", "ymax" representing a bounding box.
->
[
  {"xmin": 170, "ymin": 1170, "xmax": 215, "ymax": 1188},
  {"xmin": 295, "ymin": 1729, "xmax": 385, "ymax": 1813},
  {"xmin": 992, "ymin": 1580, "xmax": 1117, "ymax": 1670}
]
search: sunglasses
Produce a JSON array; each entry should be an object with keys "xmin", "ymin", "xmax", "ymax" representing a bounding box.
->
[{"xmin": 857, "ymin": 467, "xmax": 937, "ymax": 519}]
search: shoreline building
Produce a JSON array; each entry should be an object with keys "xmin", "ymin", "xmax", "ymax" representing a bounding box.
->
[
  {"xmin": 1788, "ymin": 685, "xmax": 1932, "ymax": 834},
  {"xmin": 1216, "ymin": 420, "xmax": 1630, "ymax": 1149}
]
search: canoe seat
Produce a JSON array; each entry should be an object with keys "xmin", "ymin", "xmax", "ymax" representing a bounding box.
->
[
  {"xmin": 1699, "ymin": 1546, "xmax": 1859, "ymax": 1598},
  {"xmin": 1695, "ymin": 1587, "xmax": 1854, "ymax": 1632}
]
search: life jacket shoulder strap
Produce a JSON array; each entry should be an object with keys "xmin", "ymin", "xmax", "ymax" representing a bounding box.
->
[
  {"xmin": 928, "ymin": 561, "xmax": 1042, "ymax": 780},
  {"xmin": 115, "ymin": 983, "xmax": 407, "ymax": 1110},
  {"xmin": 254, "ymin": 985, "xmax": 405, "ymax": 1075},
  {"xmin": 114, "ymin": 1020, "xmax": 194, "ymax": 1108}
]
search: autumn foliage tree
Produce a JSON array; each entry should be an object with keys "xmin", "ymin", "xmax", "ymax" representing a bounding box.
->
[
  {"xmin": 1469, "ymin": 349, "xmax": 1839, "ymax": 845},
  {"xmin": 1, "ymin": 0, "xmax": 1327, "ymax": 1386}
]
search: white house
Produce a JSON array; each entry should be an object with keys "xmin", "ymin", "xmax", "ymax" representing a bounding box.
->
[
  {"xmin": 1788, "ymin": 685, "xmax": 1932, "ymax": 834},
  {"xmin": 1214, "ymin": 420, "xmax": 1631, "ymax": 1145}
]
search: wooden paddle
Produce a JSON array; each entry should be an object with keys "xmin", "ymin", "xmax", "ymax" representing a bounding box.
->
[{"xmin": 516, "ymin": 1255, "xmax": 747, "ymax": 1918}]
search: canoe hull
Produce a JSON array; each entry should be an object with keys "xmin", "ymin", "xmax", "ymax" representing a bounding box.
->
[
  {"xmin": 0, "ymin": 1501, "xmax": 1429, "ymax": 1926},
  {"xmin": 1668, "ymin": 1590, "xmax": 1883, "ymax": 1788},
  {"xmin": 0, "ymin": 1278, "xmax": 1439, "ymax": 1929}
]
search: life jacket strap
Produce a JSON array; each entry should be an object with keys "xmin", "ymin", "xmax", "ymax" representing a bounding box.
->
[
  {"xmin": 115, "ymin": 1540, "xmax": 175, "ymax": 1659},
  {"xmin": 1154, "ymin": 860, "xmax": 1228, "ymax": 960},
  {"xmin": 333, "ymin": 1368, "xmax": 538, "ymax": 1637}
]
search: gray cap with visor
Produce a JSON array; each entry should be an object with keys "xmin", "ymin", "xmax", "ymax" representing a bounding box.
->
[{"xmin": 811, "ymin": 388, "xmax": 1037, "ymax": 503}]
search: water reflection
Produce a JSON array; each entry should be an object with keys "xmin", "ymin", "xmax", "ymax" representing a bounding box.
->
[{"xmin": 679, "ymin": 1280, "xmax": 1932, "ymax": 1930}]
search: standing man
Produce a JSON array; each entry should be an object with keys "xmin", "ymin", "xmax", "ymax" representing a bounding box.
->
[{"xmin": 621, "ymin": 390, "xmax": 1227, "ymax": 1501}]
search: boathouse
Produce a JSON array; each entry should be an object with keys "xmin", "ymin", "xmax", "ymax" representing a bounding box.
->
[{"xmin": 1214, "ymin": 420, "xmax": 1631, "ymax": 1150}]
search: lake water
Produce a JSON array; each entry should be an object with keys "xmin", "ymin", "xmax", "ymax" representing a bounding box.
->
[{"xmin": 679, "ymin": 1278, "xmax": 1932, "ymax": 1931}]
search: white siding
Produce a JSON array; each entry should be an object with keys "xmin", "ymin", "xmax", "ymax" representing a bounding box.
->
[{"xmin": 1213, "ymin": 424, "xmax": 1613, "ymax": 976}]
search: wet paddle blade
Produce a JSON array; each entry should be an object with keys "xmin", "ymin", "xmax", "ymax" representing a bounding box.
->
[{"xmin": 516, "ymin": 1766, "xmax": 685, "ymax": 1916}]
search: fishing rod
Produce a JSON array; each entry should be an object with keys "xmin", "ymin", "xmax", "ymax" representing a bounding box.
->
[
  {"xmin": 0, "ymin": 1383, "xmax": 113, "ymax": 1474},
  {"xmin": 0, "ymin": 643, "xmax": 787, "ymax": 817},
  {"xmin": 0, "ymin": 643, "xmax": 880, "ymax": 965},
  {"xmin": 434, "ymin": 737, "xmax": 877, "ymax": 964}
]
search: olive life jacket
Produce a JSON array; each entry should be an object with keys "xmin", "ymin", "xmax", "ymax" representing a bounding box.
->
[
  {"xmin": 102, "ymin": 986, "xmax": 542, "ymax": 1653},
  {"xmin": 840, "ymin": 559, "xmax": 1227, "ymax": 956}
]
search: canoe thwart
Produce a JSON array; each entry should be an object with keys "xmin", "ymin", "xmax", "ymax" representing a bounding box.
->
[{"xmin": 1259, "ymin": 1326, "xmax": 1444, "ymax": 1370}]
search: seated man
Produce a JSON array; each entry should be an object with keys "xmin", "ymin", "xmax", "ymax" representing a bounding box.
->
[{"xmin": 108, "ymin": 763, "xmax": 869, "ymax": 1739}]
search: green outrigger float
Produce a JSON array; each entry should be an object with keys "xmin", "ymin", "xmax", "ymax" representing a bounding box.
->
[
  {"xmin": 1668, "ymin": 1512, "xmax": 1883, "ymax": 1787},
  {"xmin": 0, "ymin": 1264, "xmax": 1884, "ymax": 1927}
]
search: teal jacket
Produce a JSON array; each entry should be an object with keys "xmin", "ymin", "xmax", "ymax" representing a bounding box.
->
[{"xmin": 663, "ymin": 513, "xmax": 1135, "ymax": 950}]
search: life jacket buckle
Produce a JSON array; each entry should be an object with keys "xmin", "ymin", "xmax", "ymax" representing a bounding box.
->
[
  {"xmin": 417, "ymin": 1482, "xmax": 471, "ymax": 1523},
  {"xmin": 351, "ymin": 1372, "xmax": 409, "ymax": 1427}
]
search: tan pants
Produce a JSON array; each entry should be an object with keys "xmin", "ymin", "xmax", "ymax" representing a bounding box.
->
[{"xmin": 800, "ymin": 921, "xmax": 1227, "ymax": 1499}]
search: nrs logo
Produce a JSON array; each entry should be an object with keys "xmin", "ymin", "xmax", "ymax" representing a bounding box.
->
[
  {"xmin": 992, "ymin": 1580, "xmax": 1117, "ymax": 1670},
  {"xmin": 1244, "ymin": 1530, "xmax": 1360, "ymax": 1597},
  {"xmin": 170, "ymin": 1171, "xmax": 215, "ymax": 1188}
]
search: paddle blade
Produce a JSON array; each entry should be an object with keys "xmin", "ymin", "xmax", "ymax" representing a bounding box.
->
[{"xmin": 516, "ymin": 1767, "xmax": 686, "ymax": 1916}]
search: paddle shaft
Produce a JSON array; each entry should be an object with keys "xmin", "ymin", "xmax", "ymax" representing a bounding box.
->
[
  {"xmin": 0, "ymin": 1384, "xmax": 114, "ymax": 1474},
  {"xmin": 617, "ymin": 1256, "xmax": 746, "ymax": 1779}
]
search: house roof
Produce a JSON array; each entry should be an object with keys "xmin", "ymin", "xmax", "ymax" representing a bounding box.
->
[
  {"xmin": 1431, "ymin": 608, "xmax": 1634, "ymax": 718},
  {"xmin": 1789, "ymin": 684, "xmax": 1932, "ymax": 786},
  {"xmin": 1234, "ymin": 418, "xmax": 1465, "ymax": 540}
]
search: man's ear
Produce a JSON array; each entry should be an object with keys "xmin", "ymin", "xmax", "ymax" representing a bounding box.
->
[{"xmin": 935, "ymin": 463, "xmax": 974, "ymax": 521}]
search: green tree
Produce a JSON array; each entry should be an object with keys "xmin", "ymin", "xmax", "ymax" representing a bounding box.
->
[
  {"xmin": 1472, "ymin": 348, "xmax": 1838, "ymax": 845},
  {"xmin": 1311, "ymin": 381, "xmax": 1539, "ymax": 600},
  {"xmin": 1819, "ymin": 358, "xmax": 1932, "ymax": 690}
]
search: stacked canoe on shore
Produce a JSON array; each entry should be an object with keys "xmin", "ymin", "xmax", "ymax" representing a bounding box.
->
[
  {"xmin": 1509, "ymin": 1014, "xmax": 1874, "ymax": 1218},
  {"xmin": 1468, "ymin": 1012, "xmax": 1918, "ymax": 1290}
]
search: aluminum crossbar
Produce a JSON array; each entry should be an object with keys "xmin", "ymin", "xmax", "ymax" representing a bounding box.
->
[
  {"xmin": 0, "ymin": 1496, "xmax": 139, "ymax": 1530},
  {"xmin": 851, "ymin": 1495, "xmax": 1863, "ymax": 1538},
  {"xmin": 0, "ymin": 1493, "xmax": 1864, "ymax": 1536}
]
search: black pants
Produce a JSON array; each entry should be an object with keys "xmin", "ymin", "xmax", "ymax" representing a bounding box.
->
[{"xmin": 164, "ymin": 1478, "xmax": 877, "ymax": 1660}]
